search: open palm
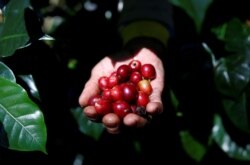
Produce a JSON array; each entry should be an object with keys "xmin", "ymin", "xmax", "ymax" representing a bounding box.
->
[{"xmin": 79, "ymin": 48, "xmax": 165, "ymax": 134}]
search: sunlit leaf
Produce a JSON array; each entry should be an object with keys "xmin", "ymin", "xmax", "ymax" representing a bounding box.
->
[
  {"xmin": 0, "ymin": 61, "xmax": 15, "ymax": 82},
  {"xmin": 169, "ymin": 0, "xmax": 213, "ymax": 33},
  {"xmin": 0, "ymin": 0, "xmax": 30, "ymax": 57},
  {"xmin": 0, "ymin": 77, "xmax": 47, "ymax": 153},
  {"xmin": 71, "ymin": 107, "xmax": 104, "ymax": 141}
]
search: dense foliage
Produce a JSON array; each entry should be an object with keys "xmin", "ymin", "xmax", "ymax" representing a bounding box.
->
[{"xmin": 0, "ymin": 0, "xmax": 249, "ymax": 164}]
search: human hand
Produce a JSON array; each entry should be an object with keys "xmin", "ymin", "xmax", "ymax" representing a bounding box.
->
[{"xmin": 78, "ymin": 48, "xmax": 164, "ymax": 134}]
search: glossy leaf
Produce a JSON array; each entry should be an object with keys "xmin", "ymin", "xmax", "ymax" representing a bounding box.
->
[
  {"xmin": 169, "ymin": 0, "xmax": 213, "ymax": 33},
  {"xmin": 18, "ymin": 74, "xmax": 40, "ymax": 101},
  {"xmin": 213, "ymin": 52, "xmax": 250, "ymax": 136},
  {"xmin": 212, "ymin": 17, "xmax": 250, "ymax": 135},
  {"xmin": 71, "ymin": 107, "xmax": 104, "ymax": 141},
  {"xmin": 0, "ymin": 77, "xmax": 47, "ymax": 153},
  {"xmin": 0, "ymin": 61, "xmax": 15, "ymax": 82},
  {"xmin": 0, "ymin": 0, "xmax": 29, "ymax": 57},
  {"xmin": 214, "ymin": 54, "xmax": 250, "ymax": 98},
  {"xmin": 212, "ymin": 114, "xmax": 250, "ymax": 161}
]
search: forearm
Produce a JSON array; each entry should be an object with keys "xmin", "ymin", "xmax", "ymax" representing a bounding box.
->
[
  {"xmin": 118, "ymin": 0, "xmax": 174, "ymax": 33},
  {"xmin": 118, "ymin": 0, "xmax": 174, "ymax": 56}
]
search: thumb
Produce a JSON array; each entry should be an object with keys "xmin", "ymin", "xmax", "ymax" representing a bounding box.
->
[
  {"xmin": 78, "ymin": 77, "xmax": 100, "ymax": 107},
  {"xmin": 146, "ymin": 75, "xmax": 164, "ymax": 114},
  {"xmin": 147, "ymin": 87, "xmax": 164, "ymax": 114}
]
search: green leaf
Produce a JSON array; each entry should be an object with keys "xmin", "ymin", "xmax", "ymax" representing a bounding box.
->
[
  {"xmin": 212, "ymin": 18, "xmax": 250, "ymax": 53},
  {"xmin": 0, "ymin": 61, "xmax": 15, "ymax": 82},
  {"xmin": 223, "ymin": 18, "xmax": 246, "ymax": 53},
  {"xmin": 18, "ymin": 74, "xmax": 41, "ymax": 101},
  {"xmin": 0, "ymin": 77, "xmax": 47, "ymax": 153},
  {"xmin": 170, "ymin": 89, "xmax": 179, "ymax": 110},
  {"xmin": 214, "ymin": 55, "xmax": 250, "ymax": 133},
  {"xmin": 212, "ymin": 114, "xmax": 250, "ymax": 161},
  {"xmin": 179, "ymin": 130, "xmax": 207, "ymax": 162},
  {"xmin": 214, "ymin": 54, "xmax": 250, "ymax": 98},
  {"xmin": 169, "ymin": 0, "xmax": 213, "ymax": 33},
  {"xmin": 211, "ymin": 23, "xmax": 227, "ymax": 41},
  {"xmin": 71, "ymin": 107, "xmax": 104, "ymax": 141},
  {"xmin": 222, "ymin": 90, "xmax": 250, "ymax": 134},
  {"xmin": 0, "ymin": 0, "xmax": 30, "ymax": 57},
  {"xmin": 212, "ymin": 18, "xmax": 250, "ymax": 135}
]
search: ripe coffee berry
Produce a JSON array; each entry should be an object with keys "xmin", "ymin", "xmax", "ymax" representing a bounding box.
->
[
  {"xmin": 94, "ymin": 98, "xmax": 112, "ymax": 116},
  {"xmin": 129, "ymin": 71, "xmax": 142, "ymax": 85},
  {"xmin": 128, "ymin": 59, "xmax": 141, "ymax": 72},
  {"xmin": 137, "ymin": 79, "xmax": 152, "ymax": 95},
  {"xmin": 88, "ymin": 95, "xmax": 101, "ymax": 106},
  {"xmin": 112, "ymin": 100, "xmax": 131, "ymax": 119},
  {"xmin": 141, "ymin": 64, "xmax": 156, "ymax": 80},
  {"xmin": 88, "ymin": 59, "xmax": 156, "ymax": 119},
  {"xmin": 98, "ymin": 76, "xmax": 109, "ymax": 90},
  {"xmin": 116, "ymin": 64, "xmax": 131, "ymax": 82}
]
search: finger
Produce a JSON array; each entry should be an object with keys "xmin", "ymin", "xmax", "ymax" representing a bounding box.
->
[
  {"xmin": 106, "ymin": 127, "xmax": 121, "ymax": 134},
  {"xmin": 102, "ymin": 113, "xmax": 121, "ymax": 134},
  {"xmin": 148, "ymin": 81, "xmax": 164, "ymax": 114},
  {"xmin": 123, "ymin": 113, "xmax": 148, "ymax": 127},
  {"xmin": 78, "ymin": 77, "xmax": 100, "ymax": 107},
  {"xmin": 146, "ymin": 102, "xmax": 163, "ymax": 115},
  {"xmin": 83, "ymin": 106, "xmax": 101, "ymax": 121}
]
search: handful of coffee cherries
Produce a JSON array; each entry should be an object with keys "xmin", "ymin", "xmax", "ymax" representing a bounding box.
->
[{"xmin": 87, "ymin": 59, "xmax": 156, "ymax": 119}]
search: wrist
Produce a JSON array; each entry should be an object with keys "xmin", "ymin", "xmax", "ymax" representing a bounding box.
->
[
  {"xmin": 119, "ymin": 20, "xmax": 170, "ymax": 47},
  {"xmin": 123, "ymin": 37, "xmax": 167, "ymax": 59},
  {"xmin": 119, "ymin": 21, "xmax": 169, "ymax": 58}
]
